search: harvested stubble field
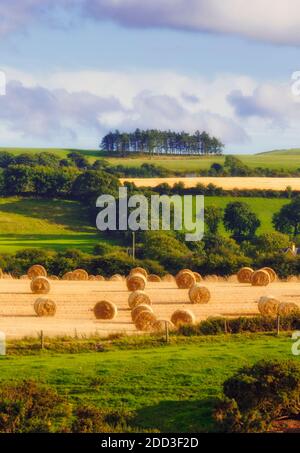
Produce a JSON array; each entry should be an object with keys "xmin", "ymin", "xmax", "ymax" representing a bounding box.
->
[
  {"xmin": 120, "ymin": 176, "xmax": 300, "ymax": 190},
  {"xmin": 0, "ymin": 278, "xmax": 299, "ymax": 339}
]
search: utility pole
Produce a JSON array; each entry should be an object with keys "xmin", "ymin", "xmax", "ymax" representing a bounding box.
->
[{"xmin": 132, "ymin": 232, "xmax": 135, "ymax": 260}]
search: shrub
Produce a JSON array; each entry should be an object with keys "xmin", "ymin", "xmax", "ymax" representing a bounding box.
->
[
  {"xmin": 214, "ymin": 360, "xmax": 300, "ymax": 432},
  {"xmin": 178, "ymin": 313, "xmax": 300, "ymax": 336},
  {"xmin": 0, "ymin": 380, "xmax": 70, "ymax": 433}
]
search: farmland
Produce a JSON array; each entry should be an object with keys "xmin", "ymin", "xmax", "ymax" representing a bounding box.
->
[
  {"xmin": 0, "ymin": 197, "xmax": 101, "ymax": 253},
  {"xmin": 0, "ymin": 196, "xmax": 289, "ymax": 254},
  {"xmin": 121, "ymin": 176, "xmax": 300, "ymax": 190},
  {"xmin": 0, "ymin": 277, "xmax": 299, "ymax": 339},
  {"xmin": 0, "ymin": 333, "xmax": 295, "ymax": 432},
  {"xmin": 1, "ymin": 147, "xmax": 300, "ymax": 172}
]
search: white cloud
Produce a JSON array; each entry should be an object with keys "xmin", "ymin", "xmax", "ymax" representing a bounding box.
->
[
  {"xmin": 1, "ymin": 66, "xmax": 300, "ymax": 150},
  {"xmin": 80, "ymin": 0, "xmax": 300, "ymax": 46},
  {"xmin": 1, "ymin": 0, "xmax": 300, "ymax": 45},
  {"xmin": 0, "ymin": 68, "xmax": 251, "ymax": 147}
]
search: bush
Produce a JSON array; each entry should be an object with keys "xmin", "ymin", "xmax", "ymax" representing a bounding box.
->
[
  {"xmin": 214, "ymin": 360, "xmax": 300, "ymax": 432},
  {"xmin": 178, "ymin": 314, "xmax": 300, "ymax": 336},
  {"xmin": 0, "ymin": 380, "xmax": 143, "ymax": 433},
  {"xmin": 0, "ymin": 380, "xmax": 70, "ymax": 433},
  {"xmin": 72, "ymin": 406, "xmax": 134, "ymax": 433}
]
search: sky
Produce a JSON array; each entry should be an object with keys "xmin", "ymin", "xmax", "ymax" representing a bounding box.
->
[{"xmin": 0, "ymin": 0, "xmax": 300, "ymax": 153}]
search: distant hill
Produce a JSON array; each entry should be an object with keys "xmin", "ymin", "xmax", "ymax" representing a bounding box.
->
[{"xmin": 256, "ymin": 148, "xmax": 300, "ymax": 156}]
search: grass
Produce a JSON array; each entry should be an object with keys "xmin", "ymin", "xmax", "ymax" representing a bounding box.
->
[
  {"xmin": 0, "ymin": 197, "xmax": 103, "ymax": 253},
  {"xmin": 1, "ymin": 147, "xmax": 300, "ymax": 172},
  {"xmin": 0, "ymin": 195, "xmax": 288, "ymax": 253},
  {"xmin": 204, "ymin": 196, "xmax": 289, "ymax": 234},
  {"xmin": 0, "ymin": 333, "xmax": 297, "ymax": 432}
]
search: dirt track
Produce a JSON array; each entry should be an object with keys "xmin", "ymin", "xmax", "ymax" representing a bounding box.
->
[
  {"xmin": 120, "ymin": 177, "xmax": 300, "ymax": 191},
  {"xmin": 0, "ymin": 279, "xmax": 299, "ymax": 339}
]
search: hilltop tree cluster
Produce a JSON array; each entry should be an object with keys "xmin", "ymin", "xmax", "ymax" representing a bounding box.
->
[{"xmin": 101, "ymin": 129, "xmax": 224, "ymax": 156}]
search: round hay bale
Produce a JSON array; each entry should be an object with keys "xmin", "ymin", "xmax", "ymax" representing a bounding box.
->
[
  {"xmin": 34, "ymin": 298, "xmax": 56, "ymax": 317},
  {"xmin": 49, "ymin": 275, "xmax": 59, "ymax": 281},
  {"xmin": 131, "ymin": 304, "xmax": 153, "ymax": 322},
  {"xmin": 287, "ymin": 275, "xmax": 298, "ymax": 283},
  {"xmin": 30, "ymin": 276, "xmax": 50, "ymax": 294},
  {"xmin": 171, "ymin": 309, "xmax": 195, "ymax": 327},
  {"xmin": 193, "ymin": 272, "xmax": 202, "ymax": 282},
  {"xmin": 20, "ymin": 274, "xmax": 29, "ymax": 280},
  {"xmin": 129, "ymin": 267, "xmax": 148, "ymax": 278},
  {"xmin": 134, "ymin": 311, "xmax": 157, "ymax": 331},
  {"xmin": 72, "ymin": 269, "xmax": 89, "ymax": 281},
  {"xmin": 95, "ymin": 275, "xmax": 105, "ymax": 281},
  {"xmin": 128, "ymin": 290, "xmax": 152, "ymax": 309},
  {"xmin": 178, "ymin": 268, "xmax": 193, "ymax": 275},
  {"xmin": 188, "ymin": 284, "xmax": 211, "ymax": 304},
  {"xmin": 162, "ymin": 274, "xmax": 175, "ymax": 282},
  {"xmin": 110, "ymin": 274, "xmax": 123, "ymax": 281},
  {"xmin": 126, "ymin": 273, "xmax": 146, "ymax": 291},
  {"xmin": 258, "ymin": 296, "xmax": 280, "ymax": 317},
  {"xmin": 62, "ymin": 271, "xmax": 73, "ymax": 280},
  {"xmin": 93, "ymin": 301, "xmax": 117, "ymax": 320},
  {"xmin": 152, "ymin": 319, "xmax": 174, "ymax": 332},
  {"xmin": 251, "ymin": 270, "xmax": 270, "ymax": 287},
  {"xmin": 27, "ymin": 264, "xmax": 47, "ymax": 280},
  {"xmin": 147, "ymin": 274, "xmax": 161, "ymax": 282},
  {"xmin": 88, "ymin": 275, "xmax": 97, "ymax": 281},
  {"xmin": 175, "ymin": 270, "xmax": 196, "ymax": 289},
  {"xmin": 278, "ymin": 302, "xmax": 300, "ymax": 317},
  {"xmin": 261, "ymin": 267, "xmax": 277, "ymax": 283},
  {"xmin": 237, "ymin": 267, "xmax": 254, "ymax": 283},
  {"xmin": 0, "ymin": 268, "xmax": 3, "ymax": 279}
]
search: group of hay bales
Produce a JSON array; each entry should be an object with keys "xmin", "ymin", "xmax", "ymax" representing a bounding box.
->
[
  {"xmin": 26, "ymin": 265, "xmax": 56, "ymax": 317},
  {"xmin": 123, "ymin": 267, "xmax": 213, "ymax": 331},
  {"xmin": 257, "ymin": 295, "xmax": 300, "ymax": 318},
  {"xmin": 237, "ymin": 266, "xmax": 277, "ymax": 286},
  {"xmin": 6, "ymin": 263, "xmax": 300, "ymax": 331}
]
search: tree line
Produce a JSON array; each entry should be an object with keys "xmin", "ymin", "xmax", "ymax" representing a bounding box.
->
[{"xmin": 101, "ymin": 129, "xmax": 224, "ymax": 156}]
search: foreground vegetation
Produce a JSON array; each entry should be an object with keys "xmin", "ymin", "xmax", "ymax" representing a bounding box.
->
[{"xmin": 0, "ymin": 333, "xmax": 296, "ymax": 432}]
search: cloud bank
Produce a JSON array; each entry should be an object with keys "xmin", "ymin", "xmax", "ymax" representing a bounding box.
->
[
  {"xmin": 1, "ymin": 0, "xmax": 300, "ymax": 45},
  {"xmin": 1, "ymin": 68, "xmax": 299, "ymax": 150},
  {"xmin": 0, "ymin": 69, "xmax": 251, "ymax": 146}
]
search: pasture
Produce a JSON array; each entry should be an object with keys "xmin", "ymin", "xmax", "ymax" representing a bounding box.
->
[
  {"xmin": 1, "ymin": 147, "xmax": 300, "ymax": 172},
  {"xmin": 0, "ymin": 333, "xmax": 295, "ymax": 432},
  {"xmin": 0, "ymin": 195, "xmax": 288, "ymax": 254},
  {"xmin": 0, "ymin": 197, "xmax": 102, "ymax": 253}
]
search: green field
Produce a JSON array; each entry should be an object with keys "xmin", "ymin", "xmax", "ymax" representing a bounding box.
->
[
  {"xmin": 1, "ymin": 147, "xmax": 300, "ymax": 173},
  {"xmin": 0, "ymin": 196, "xmax": 288, "ymax": 253},
  {"xmin": 0, "ymin": 334, "xmax": 296, "ymax": 432},
  {"xmin": 0, "ymin": 197, "xmax": 101, "ymax": 253},
  {"xmin": 204, "ymin": 197, "xmax": 288, "ymax": 234}
]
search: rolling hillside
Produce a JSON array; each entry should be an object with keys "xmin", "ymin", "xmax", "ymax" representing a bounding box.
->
[
  {"xmin": 0, "ymin": 197, "xmax": 101, "ymax": 253},
  {"xmin": 0, "ymin": 147, "xmax": 299, "ymax": 172},
  {"xmin": 0, "ymin": 196, "xmax": 288, "ymax": 253}
]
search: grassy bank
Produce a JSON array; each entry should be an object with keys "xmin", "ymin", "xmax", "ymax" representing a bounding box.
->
[{"xmin": 0, "ymin": 333, "xmax": 296, "ymax": 432}]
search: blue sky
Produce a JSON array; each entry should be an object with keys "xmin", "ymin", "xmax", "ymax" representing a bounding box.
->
[{"xmin": 0, "ymin": 0, "xmax": 300, "ymax": 154}]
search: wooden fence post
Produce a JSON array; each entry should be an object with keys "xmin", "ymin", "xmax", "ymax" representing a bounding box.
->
[
  {"xmin": 276, "ymin": 315, "xmax": 280, "ymax": 336},
  {"xmin": 40, "ymin": 330, "xmax": 44, "ymax": 349}
]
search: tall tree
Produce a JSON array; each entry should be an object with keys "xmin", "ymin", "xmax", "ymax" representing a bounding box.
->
[
  {"xmin": 224, "ymin": 202, "xmax": 261, "ymax": 241},
  {"xmin": 273, "ymin": 196, "xmax": 300, "ymax": 237}
]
